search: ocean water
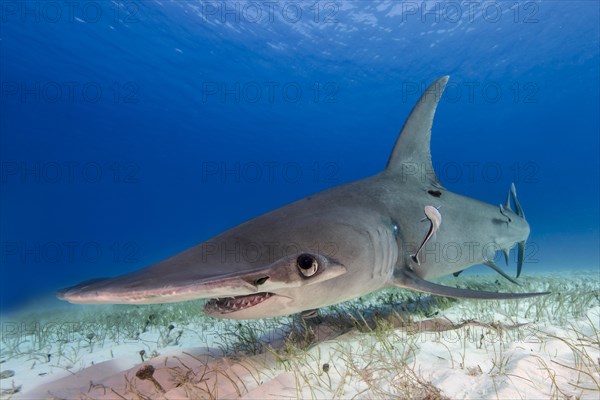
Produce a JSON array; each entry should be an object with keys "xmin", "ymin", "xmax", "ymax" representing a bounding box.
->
[
  {"xmin": 1, "ymin": 0, "xmax": 598, "ymax": 312},
  {"xmin": 1, "ymin": 2, "xmax": 600, "ymax": 398}
]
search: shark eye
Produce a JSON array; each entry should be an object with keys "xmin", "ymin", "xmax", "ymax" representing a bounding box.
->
[{"xmin": 297, "ymin": 254, "xmax": 319, "ymax": 277}]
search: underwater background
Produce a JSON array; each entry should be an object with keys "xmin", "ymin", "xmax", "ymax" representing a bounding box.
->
[{"xmin": 1, "ymin": 0, "xmax": 598, "ymax": 311}]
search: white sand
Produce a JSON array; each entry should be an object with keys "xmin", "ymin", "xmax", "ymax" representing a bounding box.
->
[{"xmin": 2, "ymin": 271, "xmax": 599, "ymax": 399}]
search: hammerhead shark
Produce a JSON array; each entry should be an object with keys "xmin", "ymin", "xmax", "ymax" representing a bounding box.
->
[{"xmin": 58, "ymin": 76, "xmax": 547, "ymax": 319}]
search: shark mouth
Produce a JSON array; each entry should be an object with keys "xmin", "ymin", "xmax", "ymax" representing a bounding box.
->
[{"xmin": 204, "ymin": 292, "xmax": 274, "ymax": 314}]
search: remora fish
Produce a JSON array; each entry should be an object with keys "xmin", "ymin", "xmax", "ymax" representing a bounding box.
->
[{"xmin": 58, "ymin": 76, "xmax": 547, "ymax": 319}]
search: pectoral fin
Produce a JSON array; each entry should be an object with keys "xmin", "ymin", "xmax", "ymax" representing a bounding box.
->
[
  {"xmin": 483, "ymin": 260, "xmax": 520, "ymax": 285},
  {"xmin": 452, "ymin": 261, "xmax": 519, "ymax": 285},
  {"xmin": 393, "ymin": 268, "xmax": 548, "ymax": 300}
]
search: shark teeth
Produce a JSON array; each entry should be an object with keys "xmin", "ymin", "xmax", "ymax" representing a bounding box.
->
[{"xmin": 204, "ymin": 292, "xmax": 273, "ymax": 314}]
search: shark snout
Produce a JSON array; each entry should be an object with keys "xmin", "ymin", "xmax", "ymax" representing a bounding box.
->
[
  {"xmin": 58, "ymin": 249, "xmax": 348, "ymax": 307},
  {"xmin": 57, "ymin": 270, "xmax": 263, "ymax": 304}
]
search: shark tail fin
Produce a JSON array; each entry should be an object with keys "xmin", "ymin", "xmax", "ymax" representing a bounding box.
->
[
  {"xmin": 502, "ymin": 248, "xmax": 510, "ymax": 265},
  {"xmin": 517, "ymin": 240, "xmax": 526, "ymax": 278},
  {"xmin": 386, "ymin": 76, "xmax": 448, "ymax": 188},
  {"xmin": 393, "ymin": 268, "xmax": 548, "ymax": 300},
  {"xmin": 510, "ymin": 183, "xmax": 527, "ymax": 278},
  {"xmin": 504, "ymin": 186, "xmax": 513, "ymax": 211}
]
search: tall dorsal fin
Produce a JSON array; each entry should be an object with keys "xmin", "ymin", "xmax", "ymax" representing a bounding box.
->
[{"xmin": 386, "ymin": 76, "xmax": 449, "ymax": 187}]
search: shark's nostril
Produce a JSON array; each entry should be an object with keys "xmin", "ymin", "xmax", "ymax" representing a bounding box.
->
[{"xmin": 254, "ymin": 276, "xmax": 269, "ymax": 286}]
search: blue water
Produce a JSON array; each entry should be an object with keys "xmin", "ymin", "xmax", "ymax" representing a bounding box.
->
[{"xmin": 1, "ymin": 1, "xmax": 598, "ymax": 310}]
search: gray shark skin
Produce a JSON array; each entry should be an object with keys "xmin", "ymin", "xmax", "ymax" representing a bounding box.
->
[{"xmin": 58, "ymin": 76, "xmax": 547, "ymax": 319}]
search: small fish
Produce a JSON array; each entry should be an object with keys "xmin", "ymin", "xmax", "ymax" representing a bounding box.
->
[{"xmin": 411, "ymin": 205, "xmax": 442, "ymax": 265}]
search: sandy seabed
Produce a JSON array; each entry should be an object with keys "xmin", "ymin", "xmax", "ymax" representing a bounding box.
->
[{"xmin": 1, "ymin": 271, "xmax": 598, "ymax": 399}]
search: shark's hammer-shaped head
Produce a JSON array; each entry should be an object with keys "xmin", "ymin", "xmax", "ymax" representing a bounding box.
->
[{"xmin": 59, "ymin": 206, "xmax": 397, "ymax": 319}]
